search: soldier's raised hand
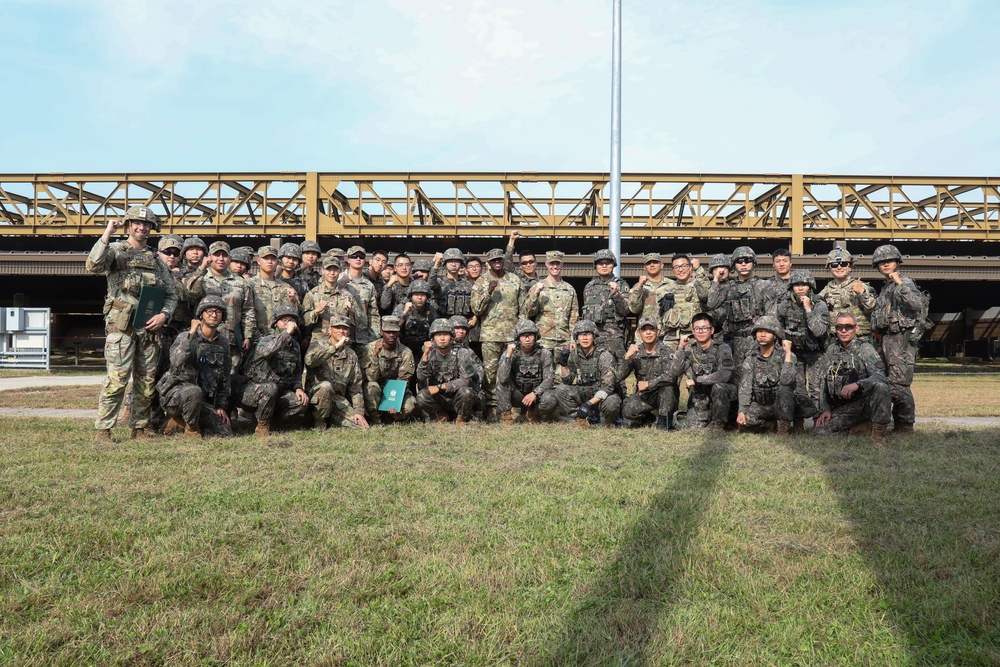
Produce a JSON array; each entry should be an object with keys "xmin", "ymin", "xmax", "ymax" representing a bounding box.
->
[
  {"xmin": 799, "ymin": 295, "xmax": 811, "ymax": 310},
  {"xmin": 433, "ymin": 252, "xmax": 444, "ymax": 267},
  {"xmin": 403, "ymin": 302, "xmax": 413, "ymax": 315},
  {"xmin": 685, "ymin": 378, "xmax": 696, "ymax": 388},
  {"xmin": 189, "ymin": 319, "xmax": 201, "ymax": 335},
  {"xmin": 509, "ymin": 230, "xmax": 522, "ymax": 245},
  {"xmin": 782, "ymin": 339, "xmax": 793, "ymax": 358},
  {"xmin": 200, "ymin": 256, "xmax": 211, "ymax": 270},
  {"xmin": 691, "ymin": 257, "xmax": 701, "ymax": 270},
  {"xmin": 636, "ymin": 275, "xmax": 648, "ymax": 288},
  {"xmin": 625, "ymin": 343, "xmax": 639, "ymax": 359},
  {"xmin": 678, "ymin": 334, "xmax": 691, "ymax": 349},
  {"xmin": 284, "ymin": 320, "xmax": 299, "ymax": 334},
  {"xmin": 314, "ymin": 300, "xmax": 328, "ymax": 315},
  {"xmin": 608, "ymin": 282, "xmax": 619, "ymax": 295},
  {"xmin": 888, "ymin": 270, "xmax": 902, "ymax": 285},
  {"xmin": 851, "ymin": 280, "xmax": 865, "ymax": 294},
  {"xmin": 506, "ymin": 342, "xmax": 516, "ymax": 357},
  {"xmin": 488, "ymin": 279, "xmax": 499, "ymax": 294}
]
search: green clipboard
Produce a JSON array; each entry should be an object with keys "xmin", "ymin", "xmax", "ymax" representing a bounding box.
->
[
  {"xmin": 132, "ymin": 285, "xmax": 166, "ymax": 328},
  {"xmin": 378, "ymin": 379, "xmax": 408, "ymax": 412}
]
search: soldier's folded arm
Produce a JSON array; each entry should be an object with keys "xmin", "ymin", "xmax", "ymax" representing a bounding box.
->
[{"xmin": 779, "ymin": 355, "xmax": 797, "ymax": 385}]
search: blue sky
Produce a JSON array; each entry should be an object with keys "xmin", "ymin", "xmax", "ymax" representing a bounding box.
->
[{"xmin": 2, "ymin": 0, "xmax": 998, "ymax": 175}]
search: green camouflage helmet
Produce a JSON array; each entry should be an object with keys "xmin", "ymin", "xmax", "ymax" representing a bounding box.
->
[
  {"xmin": 278, "ymin": 242, "xmax": 302, "ymax": 259},
  {"xmin": 124, "ymin": 205, "xmax": 159, "ymax": 230},
  {"xmin": 871, "ymin": 244, "xmax": 903, "ymax": 266},
  {"xmin": 300, "ymin": 240, "xmax": 322, "ymax": 255},
  {"xmin": 751, "ymin": 315, "xmax": 784, "ymax": 338},
  {"xmin": 429, "ymin": 318, "xmax": 454, "ymax": 336},
  {"xmin": 708, "ymin": 253, "xmax": 730, "ymax": 271},
  {"xmin": 825, "ymin": 247, "xmax": 854, "ymax": 265},
  {"xmin": 229, "ymin": 248, "xmax": 252, "ymax": 265},
  {"xmin": 407, "ymin": 279, "xmax": 431, "ymax": 296},
  {"xmin": 195, "ymin": 294, "xmax": 228, "ymax": 323},
  {"xmin": 182, "ymin": 236, "xmax": 207, "ymax": 253},
  {"xmin": 450, "ymin": 315, "xmax": 470, "ymax": 330},
  {"xmin": 442, "ymin": 248, "xmax": 466, "ymax": 264},
  {"xmin": 412, "ymin": 259, "xmax": 433, "ymax": 273},
  {"xmin": 572, "ymin": 319, "xmax": 599, "ymax": 337},
  {"xmin": 788, "ymin": 269, "xmax": 816, "ymax": 291},
  {"xmin": 731, "ymin": 246, "xmax": 757, "ymax": 265},
  {"xmin": 270, "ymin": 305, "xmax": 301, "ymax": 328},
  {"xmin": 593, "ymin": 248, "xmax": 617, "ymax": 266},
  {"xmin": 514, "ymin": 319, "xmax": 540, "ymax": 337}
]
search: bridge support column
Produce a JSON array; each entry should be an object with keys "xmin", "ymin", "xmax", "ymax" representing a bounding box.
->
[
  {"xmin": 790, "ymin": 174, "xmax": 804, "ymax": 254},
  {"xmin": 305, "ymin": 171, "xmax": 319, "ymax": 241}
]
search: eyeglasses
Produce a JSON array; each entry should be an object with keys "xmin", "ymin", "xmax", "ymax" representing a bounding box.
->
[
  {"xmin": 734, "ymin": 257, "xmax": 754, "ymax": 265},
  {"xmin": 160, "ymin": 249, "xmax": 180, "ymax": 257},
  {"xmin": 672, "ymin": 263, "xmax": 691, "ymax": 270},
  {"xmin": 828, "ymin": 261, "xmax": 851, "ymax": 268},
  {"xmin": 692, "ymin": 326, "xmax": 712, "ymax": 332},
  {"xmin": 202, "ymin": 308, "xmax": 224, "ymax": 316},
  {"xmin": 520, "ymin": 259, "xmax": 536, "ymax": 265},
  {"xmin": 835, "ymin": 324, "xmax": 856, "ymax": 331}
]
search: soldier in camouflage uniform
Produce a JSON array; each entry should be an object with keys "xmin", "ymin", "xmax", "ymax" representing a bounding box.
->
[
  {"xmin": 361, "ymin": 315, "xmax": 416, "ymax": 425},
  {"xmin": 524, "ymin": 251, "xmax": 579, "ymax": 356},
  {"xmin": 179, "ymin": 236, "xmax": 207, "ymax": 278},
  {"xmin": 416, "ymin": 319, "xmax": 483, "ymax": 424},
  {"xmin": 229, "ymin": 247, "xmax": 253, "ymax": 278},
  {"xmin": 497, "ymin": 320, "xmax": 557, "ymax": 425},
  {"xmin": 464, "ymin": 257, "xmax": 485, "ymax": 358},
  {"xmin": 769, "ymin": 248, "xmax": 794, "ymax": 293},
  {"xmin": 379, "ymin": 253, "xmax": 413, "ymax": 315},
  {"xmin": 620, "ymin": 317, "xmax": 679, "ymax": 430},
  {"xmin": 628, "ymin": 252, "xmax": 676, "ymax": 332},
  {"xmin": 504, "ymin": 231, "xmax": 542, "ymax": 289},
  {"xmin": 869, "ymin": 244, "xmax": 924, "ymax": 435},
  {"xmin": 341, "ymin": 245, "xmax": 381, "ymax": 356},
  {"xmin": 554, "ymin": 320, "xmax": 621, "ymax": 428},
  {"xmin": 706, "ymin": 253, "xmax": 731, "ymax": 343},
  {"xmin": 814, "ymin": 312, "xmax": 892, "ymax": 446},
  {"xmin": 157, "ymin": 236, "xmax": 188, "ymax": 339},
  {"xmin": 184, "ymin": 241, "xmax": 257, "ymax": 374},
  {"xmin": 771, "ymin": 269, "xmax": 829, "ymax": 420},
  {"xmin": 304, "ymin": 316, "xmax": 369, "ymax": 430},
  {"xmin": 87, "ymin": 206, "xmax": 178, "ymax": 442},
  {"xmin": 248, "ymin": 245, "xmax": 300, "ymax": 336},
  {"xmin": 296, "ymin": 240, "xmax": 323, "ymax": 294},
  {"xmin": 818, "ymin": 247, "xmax": 876, "ymax": 344},
  {"xmin": 431, "ymin": 248, "xmax": 477, "ymax": 332},
  {"xmin": 736, "ymin": 316, "xmax": 797, "ymax": 435},
  {"xmin": 366, "ymin": 249, "xmax": 390, "ymax": 311},
  {"xmin": 707, "ymin": 246, "xmax": 778, "ymax": 380},
  {"xmin": 660, "ymin": 254, "xmax": 710, "ymax": 342},
  {"xmin": 303, "ymin": 256, "xmax": 359, "ymax": 340},
  {"xmin": 393, "ymin": 279, "xmax": 439, "ymax": 359},
  {"xmin": 277, "ymin": 242, "xmax": 311, "ymax": 301},
  {"xmin": 581, "ymin": 249, "xmax": 631, "ymax": 360},
  {"xmin": 451, "ymin": 315, "xmax": 472, "ymax": 349},
  {"xmin": 236, "ymin": 305, "xmax": 310, "ymax": 436},
  {"xmin": 156, "ymin": 295, "xmax": 233, "ymax": 439},
  {"xmin": 668, "ymin": 313, "xmax": 735, "ymax": 431},
  {"xmin": 472, "ymin": 248, "xmax": 527, "ymax": 420}
]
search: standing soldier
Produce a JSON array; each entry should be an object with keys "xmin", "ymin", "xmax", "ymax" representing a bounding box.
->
[
  {"xmin": 277, "ymin": 243, "xmax": 309, "ymax": 300},
  {"xmin": 157, "ymin": 236, "xmax": 189, "ymax": 341},
  {"xmin": 179, "ymin": 236, "xmax": 207, "ymax": 278},
  {"xmin": 361, "ymin": 315, "xmax": 416, "ymax": 425},
  {"xmin": 432, "ymin": 248, "xmax": 477, "ymax": 330},
  {"xmin": 302, "ymin": 256, "xmax": 359, "ymax": 339},
  {"xmin": 628, "ymin": 252, "xmax": 676, "ymax": 327},
  {"xmin": 736, "ymin": 316, "xmax": 796, "ymax": 435},
  {"xmin": 505, "ymin": 231, "xmax": 542, "ymax": 289},
  {"xmin": 464, "ymin": 256, "xmax": 485, "ymax": 359},
  {"xmin": 524, "ymin": 251, "xmax": 579, "ymax": 356},
  {"xmin": 379, "ymin": 253, "xmax": 414, "ymax": 315},
  {"xmin": 304, "ymin": 316, "xmax": 369, "ymax": 430},
  {"xmin": 228, "ymin": 248, "xmax": 253, "ymax": 278},
  {"xmin": 869, "ymin": 244, "xmax": 925, "ymax": 436},
  {"xmin": 818, "ymin": 247, "xmax": 876, "ymax": 343},
  {"xmin": 554, "ymin": 320, "xmax": 621, "ymax": 428},
  {"xmin": 706, "ymin": 253, "xmax": 731, "ymax": 342},
  {"xmin": 157, "ymin": 295, "xmax": 233, "ymax": 439},
  {"xmin": 497, "ymin": 320, "xmax": 557, "ymax": 425},
  {"xmin": 341, "ymin": 245, "xmax": 381, "ymax": 355},
  {"xmin": 668, "ymin": 313, "xmax": 735, "ymax": 431},
  {"xmin": 236, "ymin": 305, "xmax": 309, "ymax": 436},
  {"xmin": 772, "ymin": 269, "xmax": 829, "ymax": 421},
  {"xmin": 814, "ymin": 312, "xmax": 892, "ymax": 446},
  {"xmin": 296, "ymin": 240, "xmax": 324, "ymax": 294},
  {"xmin": 184, "ymin": 241, "xmax": 257, "ymax": 374},
  {"xmin": 87, "ymin": 206, "xmax": 177, "ymax": 442},
  {"xmin": 769, "ymin": 248, "xmax": 794, "ymax": 292},
  {"xmin": 393, "ymin": 279, "xmax": 439, "ymax": 359},
  {"xmin": 471, "ymin": 248, "xmax": 526, "ymax": 421},
  {"xmin": 248, "ymin": 245, "xmax": 300, "ymax": 336},
  {"xmin": 620, "ymin": 317, "xmax": 678, "ymax": 430},
  {"xmin": 366, "ymin": 250, "xmax": 390, "ymax": 308},
  {"xmin": 659, "ymin": 253, "xmax": 710, "ymax": 343},
  {"xmin": 581, "ymin": 249, "xmax": 631, "ymax": 360},
  {"xmin": 416, "ymin": 319, "xmax": 484, "ymax": 424}
]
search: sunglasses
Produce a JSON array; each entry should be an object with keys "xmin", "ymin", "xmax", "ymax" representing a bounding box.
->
[
  {"xmin": 349, "ymin": 254, "xmax": 365, "ymax": 260},
  {"xmin": 734, "ymin": 257, "xmax": 754, "ymax": 265},
  {"xmin": 828, "ymin": 261, "xmax": 851, "ymax": 268},
  {"xmin": 835, "ymin": 324, "xmax": 857, "ymax": 332},
  {"xmin": 520, "ymin": 259, "xmax": 536, "ymax": 265},
  {"xmin": 160, "ymin": 249, "xmax": 180, "ymax": 257}
]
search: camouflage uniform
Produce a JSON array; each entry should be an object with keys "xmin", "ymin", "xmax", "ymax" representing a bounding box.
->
[
  {"xmin": 524, "ymin": 267, "xmax": 579, "ymax": 354},
  {"xmin": 738, "ymin": 347, "xmax": 797, "ymax": 429},
  {"xmin": 341, "ymin": 273, "xmax": 381, "ymax": 346},
  {"xmin": 553, "ymin": 344, "xmax": 621, "ymax": 424},
  {"xmin": 247, "ymin": 266, "xmax": 300, "ymax": 337},
  {"xmin": 87, "ymin": 222, "xmax": 178, "ymax": 431},
  {"xmin": 772, "ymin": 272, "xmax": 830, "ymax": 417},
  {"xmin": 416, "ymin": 334, "xmax": 484, "ymax": 421},
  {"xmin": 581, "ymin": 272, "xmax": 631, "ymax": 360},
  {"xmin": 379, "ymin": 278, "xmax": 412, "ymax": 316},
  {"xmin": 361, "ymin": 333, "xmax": 417, "ymax": 422},
  {"xmin": 620, "ymin": 337, "xmax": 678, "ymax": 429},
  {"xmin": 185, "ymin": 267, "xmax": 256, "ymax": 372},
  {"xmin": 497, "ymin": 339, "xmax": 558, "ymax": 419},
  {"xmin": 302, "ymin": 280, "xmax": 360, "ymax": 338},
  {"xmin": 432, "ymin": 267, "xmax": 475, "ymax": 323},
  {"xmin": 819, "ymin": 281, "xmax": 876, "ymax": 343},
  {"xmin": 156, "ymin": 325, "xmax": 233, "ymax": 437},
  {"xmin": 393, "ymin": 283, "xmax": 439, "ymax": 359},
  {"xmin": 304, "ymin": 335, "xmax": 366, "ymax": 428},
  {"xmin": 295, "ymin": 240, "xmax": 324, "ymax": 295},
  {"xmin": 659, "ymin": 268, "xmax": 711, "ymax": 343},
  {"xmin": 627, "ymin": 276, "xmax": 677, "ymax": 326},
  {"xmin": 668, "ymin": 340, "xmax": 736, "ymax": 429},
  {"xmin": 813, "ymin": 337, "xmax": 891, "ymax": 434},
  {"xmin": 237, "ymin": 324, "xmax": 308, "ymax": 428},
  {"xmin": 471, "ymin": 253, "xmax": 527, "ymax": 414},
  {"xmin": 707, "ymin": 271, "xmax": 777, "ymax": 377}
]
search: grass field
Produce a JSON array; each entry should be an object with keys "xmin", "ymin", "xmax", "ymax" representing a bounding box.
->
[{"xmin": 1, "ymin": 418, "xmax": 997, "ymax": 666}]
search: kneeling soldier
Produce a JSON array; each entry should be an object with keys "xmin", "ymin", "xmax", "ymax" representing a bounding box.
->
[
  {"xmin": 305, "ymin": 316, "xmax": 369, "ymax": 430},
  {"xmin": 497, "ymin": 320, "xmax": 557, "ymax": 425},
  {"xmin": 621, "ymin": 316, "xmax": 679, "ymax": 430},
  {"xmin": 361, "ymin": 315, "xmax": 416, "ymax": 425},
  {"xmin": 237, "ymin": 305, "xmax": 309, "ymax": 436},
  {"xmin": 814, "ymin": 312, "xmax": 892, "ymax": 447},
  {"xmin": 157, "ymin": 295, "xmax": 233, "ymax": 438},
  {"xmin": 668, "ymin": 312, "xmax": 735, "ymax": 430},
  {"xmin": 554, "ymin": 320, "xmax": 621, "ymax": 428},
  {"xmin": 737, "ymin": 316, "xmax": 797, "ymax": 435},
  {"xmin": 416, "ymin": 318, "xmax": 483, "ymax": 424}
]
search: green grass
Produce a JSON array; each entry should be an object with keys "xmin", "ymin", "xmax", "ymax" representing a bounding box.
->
[{"xmin": 1, "ymin": 420, "xmax": 998, "ymax": 665}]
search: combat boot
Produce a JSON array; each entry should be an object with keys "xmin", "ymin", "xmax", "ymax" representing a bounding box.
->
[
  {"xmin": 434, "ymin": 412, "xmax": 450, "ymax": 424},
  {"xmin": 893, "ymin": 422, "xmax": 916, "ymax": 436},
  {"xmin": 129, "ymin": 426, "xmax": 159, "ymax": 439},
  {"xmin": 455, "ymin": 415, "xmax": 470, "ymax": 425},
  {"xmin": 526, "ymin": 406, "xmax": 541, "ymax": 424},
  {"xmin": 255, "ymin": 420, "xmax": 271, "ymax": 437},
  {"xmin": 94, "ymin": 429, "xmax": 113, "ymax": 444},
  {"xmin": 776, "ymin": 420, "xmax": 791, "ymax": 436},
  {"xmin": 849, "ymin": 420, "xmax": 873, "ymax": 436},
  {"xmin": 871, "ymin": 422, "xmax": 888, "ymax": 448},
  {"xmin": 710, "ymin": 420, "xmax": 727, "ymax": 432},
  {"xmin": 369, "ymin": 412, "xmax": 382, "ymax": 427},
  {"xmin": 183, "ymin": 423, "xmax": 202, "ymax": 439},
  {"xmin": 313, "ymin": 414, "xmax": 328, "ymax": 430},
  {"xmin": 500, "ymin": 410, "xmax": 514, "ymax": 426},
  {"xmin": 792, "ymin": 417, "xmax": 805, "ymax": 433},
  {"xmin": 162, "ymin": 415, "xmax": 185, "ymax": 436},
  {"xmin": 603, "ymin": 416, "xmax": 616, "ymax": 429},
  {"xmin": 575, "ymin": 417, "xmax": 590, "ymax": 429},
  {"xmin": 655, "ymin": 415, "xmax": 669, "ymax": 431}
]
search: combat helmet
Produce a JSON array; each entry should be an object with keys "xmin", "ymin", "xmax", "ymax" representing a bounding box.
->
[
  {"xmin": 788, "ymin": 269, "xmax": 816, "ymax": 291},
  {"xmin": 572, "ymin": 320, "xmax": 599, "ymax": 337},
  {"xmin": 412, "ymin": 259, "xmax": 433, "ymax": 274},
  {"xmin": 270, "ymin": 304, "xmax": 301, "ymax": 328},
  {"xmin": 300, "ymin": 240, "xmax": 322, "ymax": 255},
  {"xmin": 450, "ymin": 315, "xmax": 470, "ymax": 330},
  {"xmin": 871, "ymin": 244, "xmax": 903, "ymax": 267},
  {"xmin": 229, "ymin": 248, "xmax": 252, "ymax": 266},
  {"xmin": 123, "ymin": 205, "xmax": 159, "ymax": 231},
  {"xmin": 751, "ymin": 315, "xmax": 784, "ymax": 339},
  {"xmin": 195, "ymin": 294, "xmax": 228, "ymax": 322},
  {"xmin": 730, "ymin": 246, "xmax": 757, "ymax": 266},
  {"xmin": 182, "ymin": 236, "xmax": 207, "ymax": 253},
  {"xmin": 442, "ymin": 248, "xmax": 466, "ymax": 264},
  {"xmin": 708, "ymin": 253, "xmax": 730, "ymax": 271},
  {"xmin": 825, "ymin": 247, "xmax": 854, "ymax": 266},
  {"xmin": 278, "ymin": 242, "xmax": 302, "ymax": 259},
  {"xmin": 514, "ymin": 320, "xmax": 540, "ymax": 337},
  {"xmin": 594, "ymin": 248, "xmax": 617, "ymax": 266},
  {"xmin": 407, "ymin": 279, "xmax": 431, "ymax": 296},
  {"xmin": 429, "ymin": 318, "xmax": 454, "ymax": 336}
]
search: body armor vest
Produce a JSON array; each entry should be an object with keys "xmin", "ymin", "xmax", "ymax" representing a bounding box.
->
[{"xmin": 571, "ymin": 350, "xmax": 600, "ymax": 386}]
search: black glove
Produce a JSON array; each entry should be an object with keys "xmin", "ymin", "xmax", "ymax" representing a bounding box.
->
[
  {"xmin": 576, "ymin": 403, "xmax": 594, "ymax": 420},
  {"xmin": 556, "ymin": 348, "xmax": 570, "ymax": 366}
]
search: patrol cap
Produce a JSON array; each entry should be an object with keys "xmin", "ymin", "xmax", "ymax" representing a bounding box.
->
[
  {"xmin": 381, "ymin": 315, "xmax": 402, "ymax": 332},
  {"xmin": 257, "ymin": 245, "xmax": 278, "ymax": 258},
  {"xmin": 208, "ymin": 241, "xmax": 230, "ymax": 255},
  {"xmin": 545, "ymin": 250, "xmax": 564, "ymax": 264},
  {"xmin": 321, "ymin": 255, "xmax": 343, "ymax": 270},
  {"xmin": 637, "ymin": 316, "xmax": 659, "ymax": 330},
  {"xmin": 300, "ymin": 240, "xmax": 322, "ymax": 255},
  {"xmin": 157, "ymin": 236, "xmax": 182, "ymax": 251},
  {"xmin": 329, "ymin": 315, "xmax": 352, "ymax": 329},
  {"xmin": 346, "ymin": 245, "xmax": 366, "ymax": 258},
  {"xmin": 429, "ymin": 318, "xmax": 454, "ymax": 336},
  {"xmin": 450, "ymin": 315, "xmax": 470, "ymax": 330},
  {"xmin": 643, "ymin": 252, "xmax": 662, "ymax": 264},
  {"xmin": 278, "ymin": 242, "xmax": 301, "ymax": 259},
  {"xmin": 485, "ymin": 248, "xmax": 505, "ymax": 261}
]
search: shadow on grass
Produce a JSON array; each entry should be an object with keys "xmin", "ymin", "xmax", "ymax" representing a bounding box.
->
[
  {"xmin": 795, "ymin": 428, "xmax": 1000, "ymax": 665},
  {"xmin": 538, "ymin": 435, "xmax": 729, "ymax": 666}
]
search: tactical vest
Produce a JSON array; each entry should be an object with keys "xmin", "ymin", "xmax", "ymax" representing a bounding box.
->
[
  {"xmin": 513, "ymin": 349, "xmax": 544, "ymax": 393},
  {"xmin": 662, "ymin": 282, "xmax": 699, "ymax": 332},
  {"xmin": 440, "ymin": 280, "xmax": 473, "ymax": 317},
  {"xmin": 781, "ymin": 298, "xmax": 822, "ymax": 353},
  {"xmin": 402, "ymin": 306, "xmax": 432, "ymax": 346},
  {"xmin": 871, "ymin": 280, "xmax": 923, "ymax": 335},
  {"xmin": 156, "ymin": 333, "xmax": 229, "ymax": 405},
  {"xmin": 104, "ymin": 247, "xmax": 163, "ymax": 333},
  {"xmin": 751, "ymin": 355, "xmax": 781, "ymax": 406},
  {"xmin": 824, "ymin": 351, "xmax": 862, "ymax": 408},
  {"xmin": 725, "ymin": 280, "xmax": 758, "ymax": 332},
  {"xmin": 246, "ymin": 338, "xmax": 300, "ymax": 386},
  {"xmin": 430, "ymin": 349, "xmax": 463, "ymax": 383},
  {"xmin": 690, "ymin": 345, "xmax": 718, "ymax": 377},
  {"xmin": 571, "ymin": 350, "xmax": 601, "ymax": 386},
  {"xmin": 582, "ymin": 281, "xmax": 618, "ymax": 325},
  {"xmin": 822, "ymin": 280, "xmax": 871, "ymax": 335}
]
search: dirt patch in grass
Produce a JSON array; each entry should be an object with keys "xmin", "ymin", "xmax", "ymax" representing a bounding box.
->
[
  {"xmin": 0, "ymin": 385, "xmax": 97, "ymax": 409},
  {"xmin": 913, "ymin": 374, "xmax": 1000, "ymax": 417}
]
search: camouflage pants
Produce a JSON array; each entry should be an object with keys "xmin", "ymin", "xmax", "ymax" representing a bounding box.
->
[
  {"xmin": 539, "ymin": 339, "xmax": 570, "ymax": 385},
  {"xmin": 684, "ymin": 382, "xmax": 736, "ymax": 429},
  {"xmin": 729, "ymin": 334, "xmax": 756, "ymax": 383},
  {"xmin": 481, "ymin": 341, "xmax": 506, "ymax": 410},
  {"xmin": 416, "ymin": 386, "xmax": 480, "ymax": 420},
  {"xmin": 621, "ymin": 386, "xmax": 678, "ymax": 428},
  {"xmin": 238, "ymin": 382, "xmax": 308, "ymax": 423},
  {"xmin": 497, "ymin": 384, "xmax": 559, "ymax": 417},
  {"xmin": 793, "ymin": 350, "xmax": 823, "ymax": 418},
  {"xmin": 878, "ymin": 333, "xmax": 916, "ymax": 424},
  {"xmin": 363, "ymin": 381, "xmax": 416, "ymax": 421},
  {"xmin": 96, "ymin": 331, "xmax": 160, "ymax": 430},
  {"xmin": 309, "ymin": 382, "xmax": 363, "ymax": 428},
  {"xmin": 813, "ymin": 381, "xmax": 892, "ymax": 434},
  {"xmin": 552, "ymin": 384, "xmax": 622, "ymax": 422},
  {"xmin": 161, "ymin": 383, "xmax": 233, "ymax": 437},
  {"xmin": 741, "ymin": 385, "xmax": 795, "ymax": 429}
]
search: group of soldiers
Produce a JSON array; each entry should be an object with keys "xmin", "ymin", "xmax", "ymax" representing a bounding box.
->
[{"xmin": 88, "ymin": 207, "xmax": 927, "ymax": 447}]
